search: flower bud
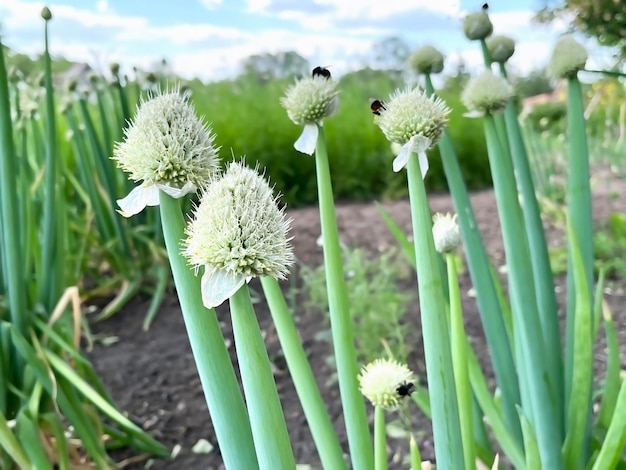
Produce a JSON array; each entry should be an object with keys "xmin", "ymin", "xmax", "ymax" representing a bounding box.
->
[
  {"xmin": 462, "ymin": 10, "xmax": 493, "ymax": 41},
  {"xmin": 486, "ymin": 35, "xmax": 515, "ymax": 64},
  {"xmin": 110, "ymin": 62, "xmax": 120, "ymax": 76},
  {"xmin": 462, "ymin": 70, "xmax": 513, "ymax": 116},
  {"xmin": 358, "ymin": 358, "xmax": 415, "ymax": 409},
  {"xmin": 432, "ymin": 213, "xmax": 461, "ymax": 253},
  {"xmin": 409, "ymin": 45, "xmax": 445, "ymax": 75},
  {"xmin": 41, "ymin": 6, "xmax": 52, "ymax": 21},
  {"xmin": 548, "ymin": 35, "xmax": 588, "ymax": 78}
]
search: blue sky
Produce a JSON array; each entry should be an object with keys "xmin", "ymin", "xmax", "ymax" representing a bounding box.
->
[{"xmin": 0, "ymin": 0, "xmax": 600, "ymax": 82}]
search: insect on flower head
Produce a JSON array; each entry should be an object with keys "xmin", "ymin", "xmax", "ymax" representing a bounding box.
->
[{"xmin": 281, "ymin": 66, "xmax": 339, "ymax": 155}]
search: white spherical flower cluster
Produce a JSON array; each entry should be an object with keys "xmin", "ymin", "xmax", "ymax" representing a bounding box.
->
[
  {"xmin": 281, "ymin": 70, "xmax": 339, "ymax": 155},
  {"xmin": 461, "ymin": 71, "xmax": 513, "ymax": 117},
  {"xmin": 184, "ymin": 161, "xmax": 294, "ymax": 308},
  {"xmin": 549, "ymin": 35, "xmax": 588, "ymax": 79},
  {"xmin": 112, "ymin": 89, "xmax": 219, "ymax": 216},
  {"xmin": 374, "ymin": 87, "xmax": 450, "ymax": 175},
  {"xmin": 114, "ymin": 90, "xmax": 218, "ymax": 187},
  {"xmin": 358, "ymin": 358, "xmax": 415, "ymax": 409}
]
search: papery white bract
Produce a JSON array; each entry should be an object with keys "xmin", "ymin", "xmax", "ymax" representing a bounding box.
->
[
  {"xmin": 393, "ymin": 135, "xmax": 431, "ymax": 175},
  {"xmin": 116, "ymin": 181, "xmax": 196, "ymax": 217},
  {"xmin": 294, "ymin": 123, "xmax": 319, "ymax": 156},
  {"xmin": 201, "ymin": 269, "xmax": 248, "ymax": 309}
]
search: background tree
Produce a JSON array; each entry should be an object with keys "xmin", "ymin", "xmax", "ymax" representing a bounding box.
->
[
  {"xmin": 535, "ymin": 0, "xmax": 626, "ymax": 59},
  {"xmin": 242, "ymin": 51, "xmax": 310, "ymax": 81}
]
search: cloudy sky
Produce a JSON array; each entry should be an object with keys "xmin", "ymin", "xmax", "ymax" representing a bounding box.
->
[{"xmin": 0, "ymin": 0, "xmax": 599, "ymax": 82}]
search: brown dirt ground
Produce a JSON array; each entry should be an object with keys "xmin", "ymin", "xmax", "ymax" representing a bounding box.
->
[{"xmin": 87, "ymin": 169, "xmax": 626, "ymax": 470}]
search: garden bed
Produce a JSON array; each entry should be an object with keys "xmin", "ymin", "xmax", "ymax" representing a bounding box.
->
[{"xmin": 88, "ymin": 172, "xmax": 626, "ymax": 469}]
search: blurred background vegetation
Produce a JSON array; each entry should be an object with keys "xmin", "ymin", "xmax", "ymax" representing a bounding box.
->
[{"xmin": 4, "ymin": 37, "xmax": 623, "ymax": 209}]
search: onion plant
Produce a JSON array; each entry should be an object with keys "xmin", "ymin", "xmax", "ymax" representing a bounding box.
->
[
  {"xmin": 375, "ymin": 13, "xmax": 625, "ymax": 468},
  {"xmin": 0, "ymin": 9, "xmax": 167, "ymax": 468},
  {"xmin": 4, "ymin": 4, "xmax": 624, "ymax": 469}
]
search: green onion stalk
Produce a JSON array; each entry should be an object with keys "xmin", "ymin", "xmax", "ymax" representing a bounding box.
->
[
  {"xmin": 496, "ymin": 59, "xmax": 563, "ymax": 432},
  {"xmin": 261, "ymin": 276, "xmax": 347, "ymax": 470},
  {"xmin": 280, "ymin": 71, "xmax": 373, "ymax": 469},
  {"xmin": 159, "ymin": 194, "xmax": 259, "ymax": 470},
  {"xmin": 406, "ymin": 152, "xmax": 463, "ymax": 468},
  {"xmin": 423, "ymin": 72, "xmax": 522, "ymax": 444},
  {"xmin": 548, "ymin": 35, "xmax": 595, "ymax": 466},
  {"xmin": 38, "ymin": 8, "xmax": 65, "ymax": 312},
  {"xmin": 446, "ymin": 251, "xmax": 475, "ymax": 469},
  {"xmin": 229, "ymin": 284, "xmax": 296, "ymax": 469},
  {"xmin": 374, "ymin": 406, "xmax": 387, "ymax": 470},
  {"xmin": 481, "ymin": 111, "xmax": 562, "ymax": 467},
  {"xmin": 314, "ymin": 126, "xmax": 374, "ymax": 469}
]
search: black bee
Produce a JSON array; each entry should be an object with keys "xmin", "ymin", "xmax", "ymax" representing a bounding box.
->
[
  {"xmin": 482, "ymin": 3, "xmax": 489, "ymax": 10},
  {"xmin": 369, "ymin": 98, "xmax": 386, "ymax": 116},
  {"xmin": 396, "ymin": 381, "xmax": 416, "ymax": 398},
  {"xmin": 312, "ymin": 66, "xmax": 331, "ymax": 79}
]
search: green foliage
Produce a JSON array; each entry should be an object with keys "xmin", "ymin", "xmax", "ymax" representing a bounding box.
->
[
  {"xmin": 299, "ymin": 247, "xmax": 414, "ymax": 363},
  {"xmin": 524, "ymin": 101, "xmax": 567, "ymax": 134},
  {"xmin": 0, "ymin": 31, "xmax": 168, "ymax": 468},
  {"xmin": 549, "ymin": 213, "xmax": 626, "ymax": 279},
  {"xmin": 190, "ymin": 69, "xmax": 492, "ymax": 207},
  {"xmin": 593, "ymin": 213, "xmax": 626, "ymax": 279},
  {"xmin": 535, "ymin": 0, "xmax": 626, "ymax": 57},
  {"xmin": 4, "ymin": 45, "xmax": 75, "ymax": 80},
  {"xmin": 514, "ymin": 70, "xmax": 553, "ymax": 98}
]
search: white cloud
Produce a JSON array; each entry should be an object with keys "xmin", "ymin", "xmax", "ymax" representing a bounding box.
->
[
  {"xmin": 200, "ymin": 0, "xmax": 224, "ymax": 9},
  {"xmin": 96, "ymin": 0, "xmax": 109, "ymax": 13},
  {"xmin": 1, "ymin": 0, "xmax": 575, "ymax": 82},
  {"xmin": 168, "ymin": 28, "xmax": 374, "ymax": 80},
  {"xmin": 316, "ymin": 0, "xmax": 461, "ymax": 19},
  {"xmin": 116, "ymin": 23, "xmax": 250, "ymax": 44}
]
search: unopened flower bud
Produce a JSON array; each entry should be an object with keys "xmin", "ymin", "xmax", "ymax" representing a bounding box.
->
[
  {"xmin": 409, "ymin": 45, "xmax": 445, "ymax": 75},
  {"xmin": 432, "ymin": 213, "xmax": 461, "ymax": 253},
  {"xmin": 41, "ymin": 6, "xmax": 52, "ymax": 21},
  {"xmin": 486, "ymin": 35, "xmax": 515, "ymax": 63},
  {"xmin": 463, "ymin": 10, "xmax": 493, "ymax": 40}
]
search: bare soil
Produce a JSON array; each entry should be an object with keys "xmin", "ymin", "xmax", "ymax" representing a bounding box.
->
[{"xmin": 87, "ymin": 170, "xmax": 626, "ymax": 469}]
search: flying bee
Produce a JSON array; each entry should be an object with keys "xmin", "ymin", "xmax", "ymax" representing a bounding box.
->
[
  {"xmin": 482, "ymin": 3, "xmax": 489, "ymax": 10},
  {"xmin": 369, "ymin": 98, "xmax": 386, "ymax": 116},
  {"xmin": 312, "ymin": 66, "xmax": 331, "ymax": 79},
  {"xmin": 396, "ymin": 381, "xmax": 416, "ymax": 398}
]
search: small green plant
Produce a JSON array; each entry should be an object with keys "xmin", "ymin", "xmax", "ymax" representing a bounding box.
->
[
  {"xmin": 551, "ymin": 212, "xmax": 626, "ymax": 279},
  {"xmin": 300, "ymin": 247, "xmax": 414, "ymax": 364}
]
